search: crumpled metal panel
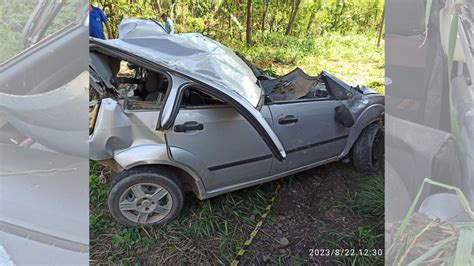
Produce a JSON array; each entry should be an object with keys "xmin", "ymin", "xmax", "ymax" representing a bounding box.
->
[{"xmin": 92, "ymin": 33, "xmax": 262, "ymax": 107}]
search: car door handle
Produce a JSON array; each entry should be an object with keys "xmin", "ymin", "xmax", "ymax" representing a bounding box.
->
[
  {"xmin": 278, "ymin": 115, "xmax": 299, "ymax": 125},
  {"xmin": 174, "ymin": 121, "xmax": 204, "ymax": 132}
]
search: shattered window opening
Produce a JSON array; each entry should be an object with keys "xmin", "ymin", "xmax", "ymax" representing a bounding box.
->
[
  {"xmin": 181, "ymin": 85, "xmax": 228, "ymax": 109},
  {"xmin": 89, "ymin": 52, "xmax": 171, "ymax": 108},
  {"xmin": 261, "ymin": 68, "xmax": 332, "ymax": 103}
]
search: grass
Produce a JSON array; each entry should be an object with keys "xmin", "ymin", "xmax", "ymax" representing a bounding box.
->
[
  {"xmin": 0, "ymin": 1, "xmax": 81, "ymax": 64},
  {"xmin": 387, "ymin": 179, "xmax": 474, "ymax": 265},
  {"xmin": 329, "ymin": 172, "xmax": 384, "ymax": 221},
  {"xmin": 90, "ymin": 161, "xmax": 275, "ymax": 264},
  {"xmin": 0, "ymin": 2, "xmax": 35, "ymax": 63},
  {"xmin": 322, "ymin": 172, "xmax": 385, "ymax": 265}
]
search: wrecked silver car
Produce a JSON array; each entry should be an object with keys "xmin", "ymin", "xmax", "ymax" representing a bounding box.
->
[{"xmin": 89, "ymin": 24, "xmax": 384, "ymax": 227}]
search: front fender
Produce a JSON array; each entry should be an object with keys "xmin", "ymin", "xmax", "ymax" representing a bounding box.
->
[{"xmin": 340, "ymin": 103, "xmax": 384, "ymax": 157}]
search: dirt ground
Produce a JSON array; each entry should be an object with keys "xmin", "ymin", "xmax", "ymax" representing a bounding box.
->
[{"xmin": 242, "ymin": 162, "xmax": 384, "ymax": 265}]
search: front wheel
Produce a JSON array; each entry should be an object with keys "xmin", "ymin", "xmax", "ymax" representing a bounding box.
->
[
  {"xmin": 107, "ymin": 166, "xmax": 184, "ymax": 227},
  {"xmin": 352, "ymin": 123, "xmax": 384, "ymax": 172}
]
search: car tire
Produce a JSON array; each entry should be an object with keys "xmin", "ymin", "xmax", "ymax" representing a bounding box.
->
[
  {"xmin": 108, "ymin": 166, "xmax": 184, "ymax": 227},
  {"xmin": 352, "ymin": 123, "xmax": 384, "ymax": 172}
]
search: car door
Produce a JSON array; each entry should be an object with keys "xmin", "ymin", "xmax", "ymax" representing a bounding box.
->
[
  {"xmin": 269, "ymin": 99, "xmax": 350, "ymax": 174},
  {"xmin": 164, "ymin": 84, "xmax": 274, "ymax": 192}
]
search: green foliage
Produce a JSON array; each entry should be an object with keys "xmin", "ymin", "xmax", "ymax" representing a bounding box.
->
[
  {"xmin": 0, "ymin": 1, "xmax": 35, "ymax": 63},
  {"xmin": 91, "ymin": 0, "xmax": 384, "ymax": 39},
  {"xmin": 0, "ymin": 0, "xmax": 82, "ymax": 63},
  {"xmin": 112, "ymin": 228, "xmax": 143, "ymax": 249},
  {"xmin": 90, "ymin": 211, "xmax": 114, "ymax": 234},
  {"xmin": 321, "ymin": 172, "xmax": 384, "ymax": 265},
  {"xmin": 329, "ymin": 172, "xmax": 384, "ymax": 220},
  {"xmin": 89, "ymin": 163, "xmax": 273, "ymax": 263},
  {"xmin": 90, "ymin": 161, "xmax": 107, "ymax": 204},
  {"xmin": 226, "ymin": 31, "xmax": 384, "ymax": 93},
  {"xmin": 177, "ymin": 16, "xmax": 206, "ymax": 33}
]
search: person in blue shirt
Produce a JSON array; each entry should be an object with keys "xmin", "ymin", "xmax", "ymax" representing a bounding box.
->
[
  {"xmin": 161, "ymin": 14, "xmax": 175, "ymax": 34},
  {"xmin": 89, "ymin": 4, "xmax": 113, "ymax": 39}
]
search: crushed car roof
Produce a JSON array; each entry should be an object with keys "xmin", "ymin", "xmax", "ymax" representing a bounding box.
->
[
  {"xmin": 92, "ymin": 33, "xmax": 263, "ymax": 107},
  {"xmin": 118, "ymin": 18, "xmax": 166, "ymax": 39}
]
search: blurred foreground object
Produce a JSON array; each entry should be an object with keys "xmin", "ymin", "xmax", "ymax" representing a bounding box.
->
[{"xmin": 0, "ymin": 0, "xmax": 89, "ymax": 264}]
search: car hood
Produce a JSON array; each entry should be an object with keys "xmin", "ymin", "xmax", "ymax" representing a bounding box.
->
[{"xmin": 92, "ymin": 34, "xmax": 263, "ymax": 107}]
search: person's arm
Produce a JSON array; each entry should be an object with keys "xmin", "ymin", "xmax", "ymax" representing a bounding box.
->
[
  {"xmin": 99, "ymin": 9, "xmax": 113, "ymax": 39},
  {"xmin": 105, "ymin": 21, "xmax": 113, "ymax": 39},
  {"xmin": 165, "ymin": 20, "xmax": 170, "ymax": 34}
]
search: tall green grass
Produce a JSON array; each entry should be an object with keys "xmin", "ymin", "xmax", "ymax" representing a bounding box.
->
[
  {"xmin": 329, "ymin": 172, "xmax": 384, "ymax": 220},
  {"xmin": 323, "ymin": 172, "xmax": 385, "ymax": 265}
]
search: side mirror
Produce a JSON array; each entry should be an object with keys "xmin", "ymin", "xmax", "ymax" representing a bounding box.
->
[{"xmin": 335, "ymin": 104, "xmax": 355, "ymax": 127}]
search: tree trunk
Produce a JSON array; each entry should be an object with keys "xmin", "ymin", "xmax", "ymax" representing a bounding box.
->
[
  {"xmin": 377, "ymin": 7, "xmax": 385, "ymax": 47},
  {"xmin": 153, "ymin": 0, "xmax": 162, "ymax": 15},
  {"xmin": 261, "ymin": 0, "xmax": 269, "ymax": 32},
  {"xmin": 269, "ymin": 15, "xmax": 275, "ymax": 32},
  {"xmin": 246, "ymin": 0, "xmax": 252, "ymax": 45},
  {"xmin": 170, "ymin": 0, "xmax": 178, "ymax": 20},
  {"xmin": 306, "ymin": 11, "xmax": 315, "ymax": 34},
  {"xmin": 285, "ymin": 0, "xmax": 301, "ymax": 35}
]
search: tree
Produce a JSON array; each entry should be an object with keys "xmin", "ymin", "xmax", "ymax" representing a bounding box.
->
[
  {"xmin": 306, "ymin": 1, "xmax": 321, "ymax": 35},
  {"xmin": 376, "ymin": 6, "xmax": 385, "ymax": 47},
  {"xmin": 285, "ymin": 0, "xmax": 301, "ymax": 35},
  {"xmin": 152, "ymin": 0, "xmax": 162, "ymax": 15},
  {"xmin": 306, "ymin": 12, "xmax": 315, "ymax": 34},
  {"xmin": 261, "ymin": 0, "xmax": 269, "ymax": 32},
  {"xmin": 246, "ymin": 0, "xmax": 252, "ymax": 45},
  {"xmin": 269, "ymin": 15, "xmax": 275, "ymax": 32}
]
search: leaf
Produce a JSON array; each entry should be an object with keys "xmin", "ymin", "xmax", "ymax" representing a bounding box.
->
[
  {"xmin": 453, "ymin": 228, "xmax": 474, "ymax": 266},
  {"xmin": 407, "ymin": 237, "xmax": 455, "ymax": 266},
  {"xmin": 447, "ymin": 10, "xmax": 470, "ymax": 156}
]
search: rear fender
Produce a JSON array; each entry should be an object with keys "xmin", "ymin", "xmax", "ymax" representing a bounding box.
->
[
  {"xmin": 114, "ymin": 144, "xmax": 207, "ymax": 198},
  {"xmin": 89, "ymin": 98, "xmax": 133, "ymax": 160}
]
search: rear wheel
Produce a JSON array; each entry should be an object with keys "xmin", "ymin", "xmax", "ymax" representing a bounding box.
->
[
  {"xmin": 108, "ymin": 166, "xmax": 184, "ymax": 227},
  {"xmin": 352, "ymin": 123, "xmax": 384, "ymax": 172}
]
